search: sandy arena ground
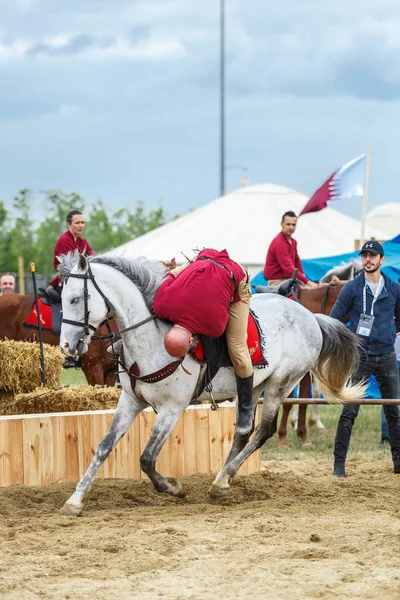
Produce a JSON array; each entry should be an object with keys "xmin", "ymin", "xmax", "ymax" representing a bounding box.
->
[{"xmin": 1, "ymin": 459, "xmax": 400, "ymax": 600}]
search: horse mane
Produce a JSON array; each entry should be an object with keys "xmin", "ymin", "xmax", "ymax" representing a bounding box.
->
[
  {"xmin": 58, "ymin": 250, "xmax": 167, "ymax": 311},
  {"xmin": 319, "ymin": 259, "xmax": 363, "ymax": 284}
]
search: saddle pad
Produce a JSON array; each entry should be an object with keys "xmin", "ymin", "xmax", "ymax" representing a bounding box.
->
[
  {"xmin": 24, "ymin": 299, "xmax": 54, "ymax": 332},
  {"xmin": 191, "ymin": 311, "xmax": 268, "ymax": 366}
]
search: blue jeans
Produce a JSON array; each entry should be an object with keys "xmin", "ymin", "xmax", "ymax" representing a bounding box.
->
[
  {"xmin": 334, "ymin": 352, "xmax": 400, "ymax": 464},
  {"xmin": 381, "ymin": 362, "xmax": 400, "ymax": 438}
]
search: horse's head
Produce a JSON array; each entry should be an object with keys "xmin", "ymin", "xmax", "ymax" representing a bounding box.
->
[{"xmin": 59, "ymin": 253, "xmax": 109, "ymax": 358}]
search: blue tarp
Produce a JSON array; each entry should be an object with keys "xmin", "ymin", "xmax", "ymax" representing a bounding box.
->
[{"xmin": 250, "ymin": 234, "xmax": 400, "ymax": 292}]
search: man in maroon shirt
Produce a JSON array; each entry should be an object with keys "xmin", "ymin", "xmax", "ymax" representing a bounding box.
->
[
  {"xmin": 153, "ymin": 248, "xmax": 255, "ymax": 435},
  {"xmin": 47, "ymin": 210, "xmax": 95, "ymax": 301},
  {"xmin": 264, "ymin": 211, "xmax": 317, "ymax": 288}
]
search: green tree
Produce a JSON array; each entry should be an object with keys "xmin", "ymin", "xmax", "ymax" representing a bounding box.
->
[
  {"xmin": 85, "ymin": 200, "xmax": 116, "ymax": 252},
  {"xmin": 7, "ymin": 189, "xmax": 36, "ymax": 272},
  {"xmin": 111, "ymin": 202, "xmax": 170, "ymax": 246},
  {"xmin": 0, "ymin": 200, "xmax": 11, "ymax": 272}
]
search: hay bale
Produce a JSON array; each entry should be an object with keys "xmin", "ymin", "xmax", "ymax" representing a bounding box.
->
[
  {"xmin": 0, "ymin": 385, "xmax": 121, "ymax": 415},
  {"xmin": 0, "ymin": 340, "xmax": 64, "ymax": 393}
]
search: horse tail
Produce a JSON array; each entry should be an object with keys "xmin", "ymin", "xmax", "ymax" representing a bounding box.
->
[{"xmin": 311, "ymin": 314, "xmax": 366, "ymax": 403}]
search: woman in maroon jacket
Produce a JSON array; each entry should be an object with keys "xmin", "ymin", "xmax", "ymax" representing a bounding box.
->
[
  {"xmin": 47, "ymin": 210, "xmax": 95, "ymax": 301},
  {"xmin": 153, "ymin": 248, "xmax": 254, "ymax": 435}
]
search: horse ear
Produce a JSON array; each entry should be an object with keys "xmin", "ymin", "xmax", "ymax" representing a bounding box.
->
[{"xmin": 78, "ymin": 253, "xmax": 88, "ymax": 271}]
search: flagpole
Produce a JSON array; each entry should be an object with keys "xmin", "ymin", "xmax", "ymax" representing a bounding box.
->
[{"xmin": 359, "ymin": 148, "xmax": 371, "ymax": 249}]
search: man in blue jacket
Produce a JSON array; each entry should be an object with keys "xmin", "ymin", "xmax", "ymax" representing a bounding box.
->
[{"xmin": 330, "ymin": 240, "xmax": 400, "ymax": 477}]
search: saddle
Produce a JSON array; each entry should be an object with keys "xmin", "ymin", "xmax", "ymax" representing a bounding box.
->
[
  {"xmin": 255, "ymin": 278, "xmax": 301, "ymax": 301},
  {"xmin": 24, "ymin": 296, "xmax": 62, "ymax": 336},
  {"xmin": 190, "ymin": 309, "xmax": 268, "ymax": 402}
]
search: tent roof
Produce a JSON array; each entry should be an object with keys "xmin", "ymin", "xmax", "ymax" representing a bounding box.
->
[
  {"xmin": 366, "ymin": 203, "xmax": 400, "ymax": 238},
  {"xmin": 114, "ymin": 183, "xmax": 388, "ymax": 266}
]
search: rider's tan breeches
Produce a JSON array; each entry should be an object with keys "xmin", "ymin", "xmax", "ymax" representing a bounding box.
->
[
  {"xmin": 267, "ymin": 278, "xmax": 286, "ymax": 286},
  {"xmin": 226, "ymin": 272, "xmax": 253, "ymax": 379}
]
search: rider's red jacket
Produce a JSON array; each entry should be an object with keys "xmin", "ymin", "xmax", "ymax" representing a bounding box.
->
[
  {"xmin": 263, "ymin": 232, "xmax": 308, "ymax": 284},
  {"xmin": 153, "ymin": 248, "xmax": 247, "ymax": 337},
  {"xmin": 49, "ymin": 230, "xmax": 95, "ymax": 288}
]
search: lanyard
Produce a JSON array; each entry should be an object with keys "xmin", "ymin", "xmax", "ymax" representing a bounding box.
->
[{"xmin": 363, "ymin": 276, "xmax": 383, "ymax": 317}]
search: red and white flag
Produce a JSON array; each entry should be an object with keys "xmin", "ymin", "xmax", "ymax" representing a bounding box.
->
[{"xmin": 299, "ymin": 154, "xmax": 366, "ymax": 216}]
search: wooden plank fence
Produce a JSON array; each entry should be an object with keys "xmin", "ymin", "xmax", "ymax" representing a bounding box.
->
[{"xmin": 0, "ymin": 403, "xmax": 260, "ymax": 487}]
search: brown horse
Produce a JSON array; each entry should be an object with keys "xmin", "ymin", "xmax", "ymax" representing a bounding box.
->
[
  {"xmin": 0, "ymin": 293, "xmax": 118, "ymax": 386},
  {"xmin": 278, "ymin": 280, "xmax": 347, "ymax": 446}
]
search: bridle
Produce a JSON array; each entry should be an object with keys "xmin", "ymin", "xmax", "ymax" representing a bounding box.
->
[
  {"xmin": 62, "ymin": 261, "xmax": 157, "ymax": 339},
  {"xmin": 61, "ymin": 261, "xmax": 187, "ymax": 394}
]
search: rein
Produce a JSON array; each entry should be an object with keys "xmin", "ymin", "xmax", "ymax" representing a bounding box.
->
[{"xmin": 320, "ymin": 282, "xmax": 339, "ymax": 314}]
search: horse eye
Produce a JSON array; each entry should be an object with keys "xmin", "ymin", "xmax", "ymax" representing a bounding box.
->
[{"xmin": 70, "ymin": 297, "xmax": 80, "ymax": 305}]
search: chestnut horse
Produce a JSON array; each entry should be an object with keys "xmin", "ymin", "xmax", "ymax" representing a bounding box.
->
[
  {"xmin": 278, "ymin": 280, "xmax": 346, "ymax": 446},
  {"xmin": 0, "ymin": 293, "xmax": 118, "ymax": 386}
]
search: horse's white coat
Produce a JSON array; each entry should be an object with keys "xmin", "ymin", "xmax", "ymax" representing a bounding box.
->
[{"xmin": 59, "ymin": 255, "xmax": 363, "ymax": 514}]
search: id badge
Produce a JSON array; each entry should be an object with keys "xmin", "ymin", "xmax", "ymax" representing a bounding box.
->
[{"xmin": 356, "ymin": 314, "xmax": 375, "ymax": 337}]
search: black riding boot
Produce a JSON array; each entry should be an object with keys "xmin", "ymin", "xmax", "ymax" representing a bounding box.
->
[{"xmin": 235, "ymin": 374, "xmax": 254, "ymax": 436}]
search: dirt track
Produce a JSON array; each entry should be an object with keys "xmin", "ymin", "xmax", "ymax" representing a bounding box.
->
[{"xmin": 1, "ymin": 459, "xmax": 400, "ymax": 600}]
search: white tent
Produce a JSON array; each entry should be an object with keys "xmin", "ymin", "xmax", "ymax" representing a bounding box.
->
[
  {"xmin": 114, "ymin": 183, "xmax": 388, "ymax": 275},
  {"xmin": 366, "ymin": 203, "xmax": 400, "ymax": 238}
]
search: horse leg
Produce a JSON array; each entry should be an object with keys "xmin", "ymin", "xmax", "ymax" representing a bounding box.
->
[
  {"xmin": 291, "ymin": 404, "xmax": 299, "ymax": 429},
  {"xmin": 296, "ymin": 373, "xmax": 313, "ymax": 447},
  {"xmin": 209, "ymin": 385, "xmax": 282, "ymax": 502},
  {"xmin": 60, "ymin": 391, "xmax": 146, "ymax": 516},
  {"xmin": 309, "ymin": 404, "xmax": 326, "ymax": 430},
  {"xmin": 139, "ymin": 404, "xmax": 188, "ymax": 498},
  {"xmin": 219, "ymin": 382, "xmax": 265, "ymax": 467},
  {"xmin": 278, "ymin": 393, "xmax": 294, "ymax": 447}
]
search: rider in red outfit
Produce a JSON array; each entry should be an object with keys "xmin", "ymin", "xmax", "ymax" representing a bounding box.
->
[
  {"xmin": 48, "ymin": 210, "xmax": 95, "ymax": 299},
  {"xmin": 153, "ymin": 248, "xmax": 255, "ymax": 435}
]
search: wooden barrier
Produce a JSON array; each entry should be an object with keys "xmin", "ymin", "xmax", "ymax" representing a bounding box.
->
[{"xmin": 0, "ymin": 403, "xmax": 259, "ymax": 487}]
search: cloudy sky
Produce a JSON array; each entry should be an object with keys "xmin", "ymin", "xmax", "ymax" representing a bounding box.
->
[{"xmin": 1, "ymin": 0, "xmax": 400, "ymax": 220}]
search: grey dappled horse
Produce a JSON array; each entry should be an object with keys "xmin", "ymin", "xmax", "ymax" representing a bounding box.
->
[
  {"xmin": 58, "ymin": 252, "xmax": 365, "ymax": 515},
  {"xmin": 319, "ymin": 258, "xmax": 363, "ymax": 284}
]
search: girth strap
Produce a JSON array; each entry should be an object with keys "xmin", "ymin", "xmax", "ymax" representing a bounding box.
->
[{"xmin": 119, "ymin": 352, "xmax": 185, "ymax": 394}]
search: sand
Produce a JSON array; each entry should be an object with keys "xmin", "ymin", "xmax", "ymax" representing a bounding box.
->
[{"xmin": 0, "ymin": 459, "xmax": 399, "ymax": 600}]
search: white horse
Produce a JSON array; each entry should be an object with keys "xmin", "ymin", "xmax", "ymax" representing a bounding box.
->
[{"xmin": 58, "ymin": 252, "xmax": 365, "ymax": 516}]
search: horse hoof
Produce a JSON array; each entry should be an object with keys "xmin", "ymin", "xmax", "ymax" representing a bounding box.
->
[
  {"xmin": 165, "ymin": 477, "xmax": 186, "ymax": 498},
  {"xmin": 59, "ymin": 501, "xmax": 83, "ymax": 517},
  {"xmin": 301, "ymin": 441, "xmax": 313, "ymax": 449},
  {"xmin": 208, "ymin": 482, "xmax": 229, "ymax": 503}
]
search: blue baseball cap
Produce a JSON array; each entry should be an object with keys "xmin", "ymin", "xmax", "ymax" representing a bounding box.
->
[{"xmin": 359, "ymin": 240, "xmax": 384, "ymax": 256}]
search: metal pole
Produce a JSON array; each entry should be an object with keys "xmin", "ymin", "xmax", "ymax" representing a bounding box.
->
[
  {"xmin": 257, "ymin": 397, "xmax": 400, "ymax": 406},
  {"xmin": 30, "ymin": 262, "xmax": 46, "ymax": 386},
  {"xmin": 219, "ymin": 0, "xmax": 225, "ymax": 198},
  {"xmin": 359, "ymin": 148, "xmax": 371, "ymax": 249}
]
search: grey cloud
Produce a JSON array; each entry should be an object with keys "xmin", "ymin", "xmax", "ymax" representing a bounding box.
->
[
  {"xmin": 128, "ymin": 25, "xmax": 151, "ymax": 44},
  {"xmin": 26, "ymin": 33, "xmax": 96, "ymax": 56}
]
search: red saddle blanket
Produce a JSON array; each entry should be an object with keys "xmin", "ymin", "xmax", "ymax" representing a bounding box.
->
[
  {"xmin": 24, "ymin": 299, "xmax": 54, "ymax": 331},
  {"xmin": 191, "ymin": 312, "xmax": 267, "ymax": 366}
]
